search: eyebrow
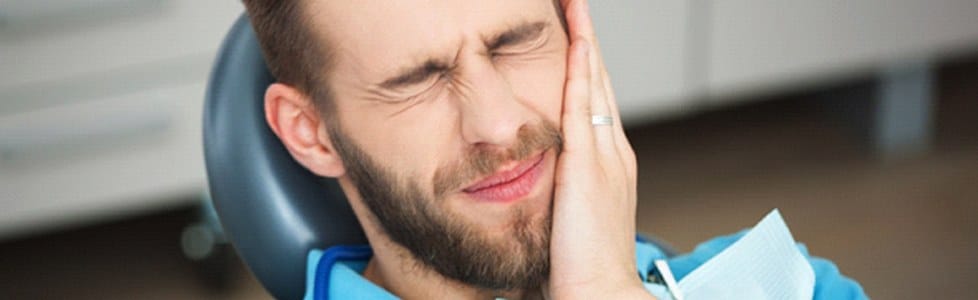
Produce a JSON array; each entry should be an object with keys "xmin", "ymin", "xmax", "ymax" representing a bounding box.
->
[{"xmin": 378, "ymin": 20, "xmax": 550, "ymax": 90}]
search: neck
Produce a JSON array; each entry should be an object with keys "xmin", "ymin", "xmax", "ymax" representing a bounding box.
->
[{"xmin": 361, "ymin": 237, "xmax": 544, "ymax": 300}]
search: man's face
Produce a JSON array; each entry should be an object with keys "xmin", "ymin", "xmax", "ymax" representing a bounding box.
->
[{"xmin": 307, "ymin": 0, "xmax": 568, "ymax": 290}]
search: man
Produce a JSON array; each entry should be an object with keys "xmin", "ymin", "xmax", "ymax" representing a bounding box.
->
[{"xmin": 245, "ymin": 0, "xmax": 867, "ymax": 299}]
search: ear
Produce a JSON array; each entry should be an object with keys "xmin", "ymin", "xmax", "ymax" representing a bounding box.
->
[{"xmin": 264, "ymin": 83, "xmax": 346, "ymax": 178}]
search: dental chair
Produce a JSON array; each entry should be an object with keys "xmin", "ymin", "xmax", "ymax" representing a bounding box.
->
[
  {"xmin": 203, "ymin": 14, "xmax": 675, "ymax": 300},
  {"xmin": 203, "ymin": 15, "xmax": 366, "ymax": 300}
]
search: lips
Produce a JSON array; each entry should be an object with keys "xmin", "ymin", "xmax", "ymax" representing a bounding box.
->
[{"xmin": 462, "ymin": 152, "xmax": 546, "ymax": 203}]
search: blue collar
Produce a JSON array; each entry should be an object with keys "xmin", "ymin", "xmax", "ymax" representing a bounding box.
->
[
  {"xmin": 307, "ymin": 244, "xmax": 396, "ymax": 300},
  {"xmin": 306, "ymin": 238, "xmax": 670, "ymax": 300}
]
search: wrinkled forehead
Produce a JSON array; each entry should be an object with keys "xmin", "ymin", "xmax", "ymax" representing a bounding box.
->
[{"xmin": 302, "ymin": 0, "xmax": 563, "ymax": 77}]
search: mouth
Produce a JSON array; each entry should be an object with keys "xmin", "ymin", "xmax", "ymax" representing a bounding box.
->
[{"xmin": 462, "ymin": 151, "xmax": 547, "ymax": 203}]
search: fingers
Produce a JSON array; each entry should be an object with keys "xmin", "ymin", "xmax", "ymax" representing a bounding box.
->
[
  {"xmin": 563, "ymin": 1, "xmax": 613, "ymax": 147},
  {"xmin": 581, "ymin": 7, "xmax": 613, "ymax": 152},
  {"xmin": 588, "ymin": 62, "xmax": 616, "ymax": 155},
  {"xmin": 564, "ymin": 0, "xmax": 595, "ymax": 41},
  {"xmin": 561, "ymin": 38, "xmax": 594, "ymax": 155},
  {"xmin": 563, "ymin": 0, "xmax": 635, "ymax": 169}
]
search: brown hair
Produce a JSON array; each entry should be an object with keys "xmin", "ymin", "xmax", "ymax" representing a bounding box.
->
[{"xmin": 242, "ymin": 0, "xmax": 334, "ymax": 112}]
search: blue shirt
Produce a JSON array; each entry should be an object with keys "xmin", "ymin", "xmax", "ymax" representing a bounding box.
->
[{"xmin": 303, "ymin": 232, "xmax": 867, "ymax": 300}]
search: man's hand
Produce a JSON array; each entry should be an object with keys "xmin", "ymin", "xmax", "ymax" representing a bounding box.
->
[{"xmin": 548, "ymin": 0, "xmax": 653, "ymax": 299}]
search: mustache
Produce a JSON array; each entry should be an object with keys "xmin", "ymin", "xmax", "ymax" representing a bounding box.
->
[{"xmin": 432, "ymin": 121, "xmax": 563, "ymax": 198}]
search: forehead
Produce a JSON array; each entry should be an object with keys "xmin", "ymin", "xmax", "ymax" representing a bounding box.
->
[{"xmin": 302, "ymin": 0, "xmax": 561, "ymax": 78}]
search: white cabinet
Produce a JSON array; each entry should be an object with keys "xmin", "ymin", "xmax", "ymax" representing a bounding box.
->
[
  {"xmin": 591, "ymin": 0, "xmax": 978, "ymax": 119},
  {"xmin": 0, "ymin": 0, "xmax": 243, "ymax": 239},
  {"xmin": 705, "ymin": 0, "xmax": 978, "ymax": 103},
  {"xmin": 0, "ymin": 1, "xmax": 242, "ymax": 91},
  {"xmin": 0, "ymin": 83, "xmax": 208, "ymax": 238}
]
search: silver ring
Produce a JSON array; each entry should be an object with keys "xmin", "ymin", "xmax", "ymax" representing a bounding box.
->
[{"xmin": 591, "ymin": 115, "xmax": 613, "ymax": 126}]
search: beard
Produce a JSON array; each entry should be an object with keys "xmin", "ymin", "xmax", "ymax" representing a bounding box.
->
[{"xmin": 328, "ymin": 121, "xmax": 563, "ymax": 291}]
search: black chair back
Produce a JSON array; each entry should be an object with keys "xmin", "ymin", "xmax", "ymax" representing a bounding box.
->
[{"xmin": 203, "ymin": 14, "xmax": 368, "ymax": 300}]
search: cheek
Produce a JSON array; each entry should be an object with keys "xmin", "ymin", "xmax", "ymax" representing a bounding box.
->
[
  {"xmin": 500, "ymin": 59, "xmax": 567, "ymax": 124},
  {"xmin": 376, "ymin": 103, "xmax": 460, "ymax": 188},
  {"xmin": 338, "ymin": 108, "xmax": 446, "ymax": 189}
]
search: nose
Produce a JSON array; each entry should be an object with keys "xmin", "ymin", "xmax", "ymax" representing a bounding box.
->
[{"xmin": 456, "ymin": 62, "xmax": 535, "ymax": 149}]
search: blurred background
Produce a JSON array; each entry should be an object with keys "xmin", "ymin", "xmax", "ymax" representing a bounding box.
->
[{"xmin": 1, "ymin": 0, "xmax": 976, "ymax": 299}]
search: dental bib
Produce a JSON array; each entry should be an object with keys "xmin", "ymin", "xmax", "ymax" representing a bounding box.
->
[{"xmin": 651, "ymin": 209, "xmax": 815, "ymax": 300}]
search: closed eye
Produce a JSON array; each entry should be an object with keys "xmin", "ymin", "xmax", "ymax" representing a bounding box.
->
[
  {"xmin": 385, "ymin": 73, "xmax": 449, "ymax": 116},
  {"xmin": 381, "ymin": 59, "xmax": 452, "ymax": 91},
  {"xmin": 491, "ymin": 32, "xmax": 549, "ymax": 57},
  {"xmin": 486, "ymin": 21, "xmax": 550, "ymax": 57},
  {"xmin": 400, "ymin": 72, "xmax": 448, "ymax": 102}
]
